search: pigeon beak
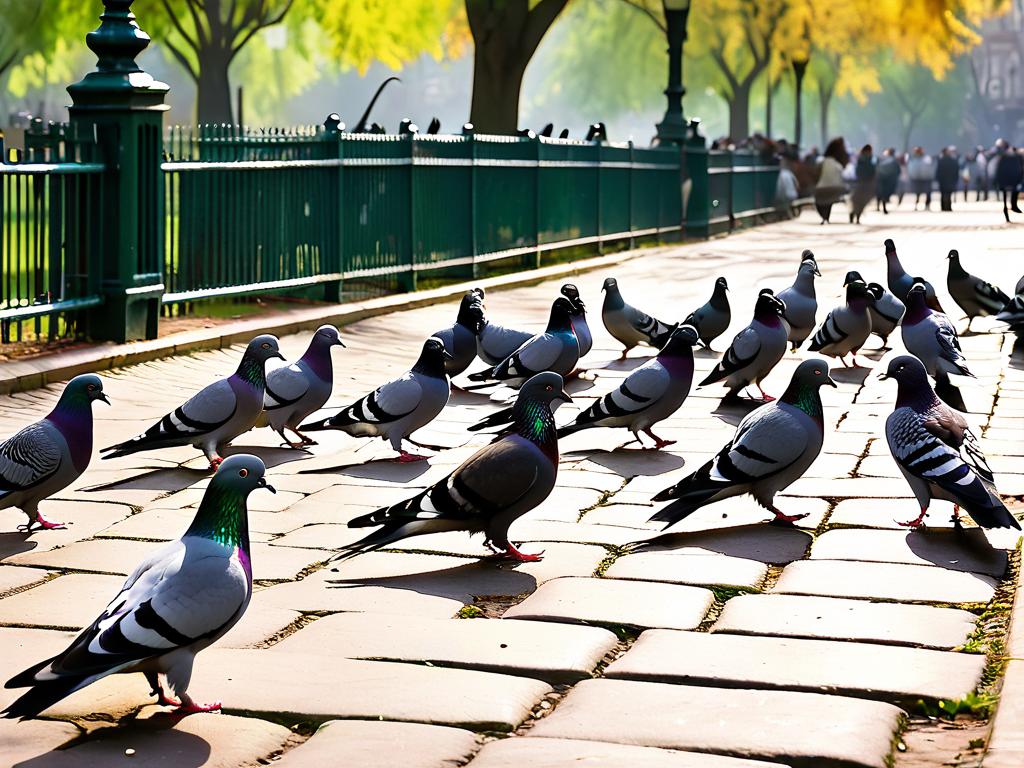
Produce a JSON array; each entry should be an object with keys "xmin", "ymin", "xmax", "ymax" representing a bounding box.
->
[
  {"xmin": 558, "ymin": 389, "xmax": 573, "ymax": 404},
  {"xmin": 274, "ymin": 352, "xmax": 286, "ymax": 361},
  {"xmin": 442, "ymin": 349, "xmax": 455, "ymax": 361},
  {"xmin": 258, "ymin": 477, "xmax": 277, "ymax": 494},
  {"xmin": 826, "ymin": 376, "xmax": 838, "ymax": 388},
  {"xmin": 335, "ymin": 339, "xmax": 347, "ymax": 348},
  {"xmin": 813, "ymin": 266, "xmax": 822, "ymax": 277},
  {"xmin": 98, "ymin": 393, "xmax": 112, "ymax": 405},
  {"xmin": 878, "ymin": 373, "xmax": 890, "ymax": 381}
]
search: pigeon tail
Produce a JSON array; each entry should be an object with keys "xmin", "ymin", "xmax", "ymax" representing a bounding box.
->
[
  {"xmin": 3, "ymin": 666, "xmax": 91, "ymax": 721},
  {"xmin": 466, "ymin": 368, "xmax": 498, "ymax": 383},
  {"xmin": 649, "ymin": 463, "xmax": 731, "ymax": 527},
  {"xmin": 555, "ymin": 423, "xmax": 585, "ymax": 439}
]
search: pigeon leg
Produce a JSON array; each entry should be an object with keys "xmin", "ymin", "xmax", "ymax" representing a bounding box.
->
[
  {"xmin": 618, "ymin": 349, "xmax": 630, "ymax": 361},
  {"xmin": 756, "ymin": 385, "xmax": 775, "ymax": 402},
  {"xmin": 838, "ymin": 355, "xmax": 850, "ymax": 368},
  {"xmin": 768, "ymin": 505, "xmax": 809, "ymax": 523},
  {"xmin": 19, "ymin": 510, "xmax": 66, "ymax": 531},
  {"xmin": 850, "ymin": 355, "xmax": 863, "ymax": 369},
  {"xmin": 288, "ymin": 427, "xmax": 318, "ymax": 447},
  {"xmin": 146, "ymin": 672, "xmax": 181, "ymax": 707},
  {"xmin": 501, "ymin": 542, "xmax": 545, "ymax": 562},
  {"xmin": 393, "ymin": 450, "xmax": 430, "ymax": 463},
  {"xmin": 642, "ymin": 429, "xmax": 676, "ymax": 449},
  {"xmin": 207, "ymin": 455, "xmax": 224, "ymax": 471},
  {"xmin": 898, "ymin": 507, "xmax": 928, "ymax": 528},
  {"xmin": 174, "ymin": 692, "xmax": 222, "ymax": 715},
  {"xmin": 275, "ymin": 428, "xmax": 305, "ymax": 450},
  {"xmin": 951, "ymin": 504, "xmax": 963, "ymax": 528}
]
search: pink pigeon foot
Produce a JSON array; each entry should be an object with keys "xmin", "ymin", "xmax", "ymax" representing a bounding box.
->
[
  {"xmin": 393, "ymin": 450, "xmax": 430, "ymax": 463},
  {"xmin": 643, "ymin": 429, "xmax": 676, "ymax": 449},
  {"xmin": 501, "ymin": 542, "xmax": 545, "ymax": 562},
  {"xmin": 756, "ymin": 387, "xmax": 775, "ymax": 402},
  {"xmin": 174, "ymin": 696, "xmax": 222, "ymax": 714},
  {"xmin": 769, "ymin": 506, "xmax": 809, "ymax": 524},
  {"xmin": 898, "ymin": 507, "xmax": 928, "ymax": 528},
  {"xmin": 20, "ymin": 514, "xmax": 66, "ymax": 532},
  {"xmin": 208, "ymin": 457, "xmax": 223, "ymax": 471}
]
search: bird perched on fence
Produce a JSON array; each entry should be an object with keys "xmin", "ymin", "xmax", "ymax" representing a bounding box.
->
[
  {"xmin": 468, "ymin": 298, "xmax": 579, "ymax": 387},
  {"xmin": 807, "ymin": 278, "xmax": 875, "ymax": 367},
  {"xmin": 539, "ymin": 122, "xmax": 554, "ymax": 137},
  {"xmin": 901, "ymin": 282, "xmax": 973, "ymax": 411},
  {"xmin": 776, "ymin": 256, "xmax": 820, "ymax": 350},
  {"xmin": 650, "ymin": 359, "xmax": 835, "ymax": 528},
  {"xmin": 2, "ymin": 454, "xmax": 274, "ymax": 720},
  {"xmin": 946, "ymin": 250, "xmax": 1010, "ymax": 330},
  {"xmin": 426, "ymin": 117, "xmax": 441, "ymax": 135},
  {"xmin": 880, "ymin": 356, "xmax": 1019, "ymax": 530},
  {"xmin": 556, "ymin": 324, "xmax": 699, "ymax": 449},
  {"xmin": 432, "ymin": 292, "xmax": 485, "ymax": 377},
  {"xmin": 261, "ymin": 325, "xmax": 345, "ymax": 448},
  {"xmin": 844, "ymin": 274, "xmax": 905, "ymax": 349},
  {"xmin": 102, "ymin": 336, "xmax": 283, "ymax": 470},
  {"xmin": 474, "ymin": 293, "xmax": 534, "ymax": 367},
  {"xmin": 560, "ymin": 283, "xmax": 592, "ymax": 357},
  {"xmin": 601, "ymin": 278, "xmax": 677, "ymax": 358},
  {"xmin": 884, "ymin": 238, "xmax": 943, "ymax": 310},
  {"xmin": 699, "ymin": 289, "xmax": 788, "ymax": 402},
  {"xmin": 684, "ymin": 277, "xmax": 731, "ymax": 350},
  {"xmin": 0, "ymin": 374, "xmax": 109, "ymax": 531},
  {"xmin": 301, "ymin": 337, "xmax": 451, "ymax": 462},
  {"xmin": 333, "ymin": 372, "xmax": 572, "ymax": 563}
]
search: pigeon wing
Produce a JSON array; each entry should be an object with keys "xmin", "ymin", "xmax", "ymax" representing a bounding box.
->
[
  {"xmin": 700, "ymin": 325, "xmax": 760, "ymax": 385},
  {"xmin": 264, "ymin": 364, "xmax": 310, "ymax": 410},
  {"xmin": 573, "ymin": 362, "xmax": 669, "ymax": 427},
  {"xmin": 717, "ymin": 406, "xmax": 807, "ymax": 482},
  {"xmin": 0, "ymin": 423, "xmax": 62, "ymax": 492}
]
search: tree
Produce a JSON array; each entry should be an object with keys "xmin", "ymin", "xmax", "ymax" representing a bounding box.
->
[
  {"xmin": 465, "ymin": 0, "xmax": 570, "ymax": 133},
  {"xmin": 0, "ymin": 1, "xmax": 46, "ymax": 81}
]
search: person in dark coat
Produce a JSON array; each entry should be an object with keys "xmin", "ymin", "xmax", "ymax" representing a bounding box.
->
[
  {"xmin": 849, "ymin": 144, "xmax": 876, "ymax": 223},
  {"xmin": 875, "ymin": 148, "xmax": 900, "ymax": 214},
  {"xmin": 995, "ymin": 140, "xmax": 1023, "ymax": 222},
  {"xmin": 935, "ymin": 146, "xmax": 960, "ymax": 212}
]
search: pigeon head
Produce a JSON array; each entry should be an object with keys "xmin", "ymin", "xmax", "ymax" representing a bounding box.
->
[
  {"xmin": 55, "ymin": 374, "xmax": 110, "ymax": 410},
  {"xmin": 311, "ymin": 325, "xmax": 345, "ymax": 348},
  {"xmin": 511, "ymin": 373, "xmax": 571, "ymax": 459},
  {"xmin": 601, "ymin": 278, "xmax": 618, "ymax": 293},
  {"xmin": 800, "ymin": 259, "xmax": 821, "ymax": 278},
  {"xmin": 301, "ymin": 326, "xmax": 344, "ymax": 380},
  {"xmin": 866, "ymin": 283, "xmax": 885, "ymax": 301},
  {"xmin": 413, "ymin": 337, "xmax": 454, "ymax": 378},
  {"xmin": 237, "ymin": 335, "xmax": 284, "ymax": 387},
  {"xmin": 904, "ymin": 282, "xmax": 930, "ymax": 319},
  {"xmin": 659, "ymin": 324, "xmax": 700, "ymax": 358},
  {"xmin": 715, "ymin": 277, "xmax": 729, "ymax": 291},
  {"xmin": 844, "ymin": 270, "xmax": 865, "ymax": 286},
  {"xmin": 560, "ymin": 284, "xmax": 585, "ymax": 313},
  {"xmin": 471, "ymin": 286, "xmax": 486, "ymax": 302},
  {"xmin": 846, "ymin": 280, "xmax": 875, "ymax": 306},
  {"xmin": 754, "ymin": 290, "xmax": 786, "ymax": 319},
  {"xmin": 519, "ymin": 371, "xmax": 573, "ymax": 410},
  {"xmin": 547, "ymin": 297, "xmax": 577, "ymax": 333},
  {"xmin": 800, "ymin": 249, "xmax": 818, "ymax": 269},
  {"xmin": 879, "ymin": 355, "xmax": 936, "ymax": 408},
  {"xmin": 780, "ymin": 359, "xmax": 837, "ymax": 418},
  {"xmin": 946, "ymin": 250, "xmax": 968, "ymax": 279},
  {"xmin": 884, "ymin": 238, "xmax": 896, "ymax": 255},
  {"xmin": 457, "ymin": 292, "xmax": 486, "ymax": 333},
  {"xmin": 187, "ymin": 454, "xmax": 273, "ymax": 550}
]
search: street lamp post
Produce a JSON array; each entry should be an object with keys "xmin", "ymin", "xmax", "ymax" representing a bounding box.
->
[{"xmin": 655, "ymin": 0, "xmax": 692, "ymax": 144}]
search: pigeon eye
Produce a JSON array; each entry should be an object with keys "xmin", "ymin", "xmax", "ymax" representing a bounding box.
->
[
  {"xmin": 238, "ymin": 469, "xmax": 248, "ymax": 478},
  {"xmin": 87, "ymin": 384, "xmax": 95, "ymax": 391},
  {"xmin": 261, "ymin": 343, "xmax": 270, "ymax": 350},
  {"xmin": 813, "ymin": 369, "xmax": 821, "ymax": 375},
  {"xmin": 545, "ymin": 385, "xmax": 553, "ymax": 391}
]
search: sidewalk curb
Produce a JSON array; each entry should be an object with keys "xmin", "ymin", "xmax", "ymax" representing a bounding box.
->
[
  {"xmin": 983, "ymin": 546, "xmax": 1024, "ymax": 767},
  {"xmin": 0, "ymin": 247, "xmax": 657, "ymax": 396}
]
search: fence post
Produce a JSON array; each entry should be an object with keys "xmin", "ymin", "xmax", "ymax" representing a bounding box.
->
[
  {"xmin": 323, "ymin": 113, "xmax": 344, "ymax": 303},
  {"xmin": 683, "ymin": 141, "xmax": 709, "ymax": 239},
  {"xmin": 67, "ymin": 0, "xmax": 168, "ymax": 342}
]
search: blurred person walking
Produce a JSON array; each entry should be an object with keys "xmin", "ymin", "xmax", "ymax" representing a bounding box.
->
[
  {"xmin": 936, "ymin": 146, "xmax": 960, "ymax": 212},
  {"xmin": 814, "ymin": 138, "xmax": 848, "ymax": 224},
  {"xmin": 966, "ymin": 147, "xmax": 988, "ymax": 202},
  {"xmin": 995, "ymin": 140, "xmax": 1023, "ymax": 222},
  {"xmin": 849, "ymin": 144, "xmax": 876, "ymax": 223},
  {"xmin": 908, "ymin": 147, "xmax": 935, "ymax": 210},
  {"xmin": 876, "ymin": 148, "xmax": 900, "ymax": 214}
]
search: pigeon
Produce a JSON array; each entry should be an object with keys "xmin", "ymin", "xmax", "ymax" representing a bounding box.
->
[
  {"xmin": 807, "ymin": 279, "xmax": 875, "ymax": 366},
  {"xmin": 1017, "ymin": 274, "xmax": 1024, "ymax": 296},
  {"xmin": 0, "ymin": 374, "xmax": 109, "ymax": 531},
  {"xmin": 3, "ymin": 454, "xmax": 274, "ymax": 720},
  {"xmin": 776, "ymin": 258, "xmax": 820, "ymax": 350},
  {"xmin": 884, "ymin": 238, "xmax": 943, "ymax": 310},
  {"xmin": 556, "ymin": 325, "xmax": 699, "ymax": 448},
  {"xmin": 560, "ymin": 284, "xmax": 593, "ymax": 357},
  {"xmin": 946, "ymin": 249, "xmax": 1010, "ymax": 329},
  {"xmin": 699, "ymin": 289, "xmax": 788, "ymax": 401},
  {"xmin": 301, "ymin": 337, "xmax": 452, "ymax": 462},
  {"xmin": 901, "ymin": 282, "xmax": 973, "ymax": 411},
  {"xmin": 844, "ymin": 273, "xmax": 905, "ymax": 348},
  {"xmin": 996, "ymin": 294, "xmax": 1024, "ymax": 333},
  {"xmin": 651, "ymin": 359, "xmax": 836, "ymax": 527},
  {"xmin": 261, "ymin": 325, "xmax": 345, "ymax": 448},
  {"xmin": 684, "ymin": 277, "xmax": 731, "ymax": 349},
  {"xmin": 601, "ymin": 277, "xmax": 677, "ymax": 358},
  {"xmin": 102, "ymin": 335, "xmax": 283, "ymax": 469},
  {"xmin": 472, "ymin": 286, "xmax": 535, "ymax": 367},
  {"xmin": 796, "ymin": 247, "xmax": 818, "ymax": 270},
  {"xmin": 333, "ymin": 372, "xmax": 572, "ymax": 563},
  {"xmin": 880, "ymin": 356, "xmax": 1019, "ymax": 530},
  {"xmin": 432, "ymin": 292, "xmax": 485, "ymax": 377},
  {"xmin": 467, "ymin": 298, "xmax": 579, "ymax": 387}
]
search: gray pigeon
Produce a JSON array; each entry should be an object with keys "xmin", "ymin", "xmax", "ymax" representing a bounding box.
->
[
  {"xmin": 102, "ymin": 335, "xmax": 283, "ymax": 469},
  {"xmin": 601, "ymin": 277, "xmax": 677, "ymax": 358},
  {"xmin": 474, "ymin": 291, "xmax": 535, "ymax": 367},
  {"xmin": 333, "ymin": 372, "xmax": 572, "ymax": 563},
  {"xmin": 699, "ymin": 290, "xmax": 788, "ymax": 401},
  {"xmin": 684, "ymin": 277, "xmax": 731, "ymax": 349},
  {"xmin": 807, "ymin": 280, "xmax": 875, "ymax": 366},
  {"xmin": 651, "ymin": 359, "xmax": 835, "ymax": 526},
  {"xmin": 851, "ymin": 276, "xmax": 905, "ymax": 348},
  {"xmin": 946, "ymin": 249, "xmax": 1010, "ymax": 329},
  {"xmin": 556, "ymin": 325, "xmax": 699, "ymax": 448},
  {"xmin": 433, "ymin": 292, "xmax": 485, "ymax": 377},
  {"xmin": 776, "ymin": 258, "xmax": 819, "ymax": 350},
  {"xmin": 561, "ymin": 284, "xmax": 593, "ymax": 357},
  {"xmin": 880, "ymin": 356, "xmax": 1019, "ymax": 530},
  {"xmin": 0, "ymin": 374, "xmax": 109, "ymax": 531},
  {"xmin": 884, "ymin": 238, "xmax": 943, "ymax": 310},
  {"xmin": 301, "ymin": 337, "xmax": 452, "ymax": 462},
  {"xmin": 262, "ymin": 325, "xmax": 345, "ymax": 447},
  {"xmin": 467, "ymin": 298, "xmax": 579, "ymax": 387},
  {"xmin": 996, "ymin": 294, "xmax": 1024, "ymax": 333},
  {"xmin": 901, "ymin": 283, "xmax": 973, "ymax": 411},
  {"xmin": 3, "ymin": 454, "xmax": 274, "ymax": 719}
]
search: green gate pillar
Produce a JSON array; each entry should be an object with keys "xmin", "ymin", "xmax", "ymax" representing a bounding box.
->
[{"xmin": 67, "ymin": 0, "xmax": 168, "ymax": 342}]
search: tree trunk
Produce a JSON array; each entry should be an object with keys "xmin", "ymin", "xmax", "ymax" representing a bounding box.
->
[
  {"xmin": 470, "ymin": 44, "xmax": 527, "ymax": 134},
  {"xmin": 818, "ymin": 83, "xmax": 834, "ymax": 147},
  {"xmin": 729, "ymin": 81, "xmax": 752, "ymax": 140},
  {"xmin": 765, "ymin": 74, "xmax": 774, "ymax": 137},
  {"xmin": 196, "ymin": 48, "xmax": 233, "ymax": 125}
]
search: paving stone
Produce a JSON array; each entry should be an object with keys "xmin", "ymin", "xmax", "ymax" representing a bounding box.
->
[
  {"xmin": 219, "ymin": 591, "xmax": 299, "ymax": 648},
  {"xmin": 95, "ymin": 506, "xmax": 198, "ymax": 540},
  {"xmin": 609, "ymin": 496, "xmax": 827, "ymax": 532},
  {"xmin": 784, "ymin": 477, "xmax": 911, "ymax": 498},
  {"xmin": 22, "ymin": 712, "xmax": 291, "ymax": 768},
  {"xmin": 772, "ymin": 560, "xmax": 997, "ymax": 604},
  {"xmin": 986, "ymin": 658, "xmax": 1024, "ymax": 767},
  {"xmin": 275, "ymin": 720, "xmax": 478, "ymax": 768},
  {"xmin": 277, "ymin": 613, "xmax": 616, "ymax": 682},
  {"xmin": 712, "ymin": 594, "xmax": 976, "ymax": 649},
  {"xmin": 0, "ymin": 573, "xmax": 126, "ymax": 628},
  {"xmin": 527, "ymin": 678, "xmax": 903, "ymax": 768},
  {"xmin": 503, "ymin": 577, "xmax": 713, "ymax": 630},
  {"xmin": 605, "ymin": 551, "xmax": 767, "ymax": 590},
  {"xmin": 0, "ymin": 502, "xmax": 133, "ymax": 557},
  {"xmin": 256, "ymin": 574, "xmax": 465, "ymax": 618},
  {"xmin": 471, "ymin": 738, "xmax": 782, "ymax": 768},
  {"xmin": 0, "ymin": 627, "xmax": 78, "ymax": 711},
  {"xmin": 605, "ymin": 629, "xmax": 985, "ymax": 705},
  {"xmin": 0, "ymin": 564, "xmax": 51, "ymax": 594},
  {"xmin": 0, "ymin": 719, "xmax": 83, "ymax": 764},
  {"xmin": 632, "ymin": 524, "xmax": 812, "ymax": 565},
  {"xmin": 810, "ymin": 528, "xmax": 1011, "ymax": 577},
  {"xmin": 190, "ymin": 648, "xmax": 550, "ymax": 730}
]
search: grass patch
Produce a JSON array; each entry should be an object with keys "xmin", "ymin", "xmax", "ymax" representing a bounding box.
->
[{"xmin": 457, "ymin": 605, "xmax": 486, "ymax": 619}]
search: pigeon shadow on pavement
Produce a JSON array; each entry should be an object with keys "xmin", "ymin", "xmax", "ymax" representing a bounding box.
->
[
  {"xmin": 327, "ymin": 560, "xmax": 537, "ymax": 604},
  {"xmin": 829, "ymin": 367, "xmax": 871, "ymax": 386},
  {"xmin": 0, "ymin": 531, "xmax": 37, "ymax": 561},
  {"xmin": 568, "ymin": 449, "xmax": 686, "ymax": 477},
  {"xmin": 905, "ymin": 527, "xmax": 1010, "ymax": 578},
  {"xmin": 221, "ymin": 445, "xmax": 313, "ymax": 468},
  {"xmin": 594, "ymin": 357, "xmax": 649, "ymax": 373},
  {"xmin": 316, "ymin": 459, "xmax": 434, "ymax": 483},
  {"xmin": 712, "ymin": 399, "xmax": 762, "ymax": 426},
  {"xmin": 80, "ymin": 466, "xmax": 210, "ymax": 494},
  {"xmin": 448, "ymin": 388, "xmax": 498, "ymax": 406},
  {"xmin": 694, "ymin": 347, "xmax": 721, "ymax": 359},
  {"xmin": 627, "ymin": 523, "xmax": 812, "ymax": 564}
]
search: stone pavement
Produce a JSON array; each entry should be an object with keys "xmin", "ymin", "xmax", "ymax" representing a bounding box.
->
[{"xmin": 0, "ymin": 200, "xmax": 1022, "ymax": 767}]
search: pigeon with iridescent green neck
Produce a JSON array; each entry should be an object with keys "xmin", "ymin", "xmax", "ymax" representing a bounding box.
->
[
  {"xmin": 3, "ymin": 454, "xmax": 274, "ymax": 720},
  {"xmin": 651, "ymin": 360, "xmax": 835, "ymax": 527},
  {"xmin": 102, "ymin": 335, "xmax": 283, "ymax": 469},
  {"xmin": 334, "ymin": 372, "xmax": 572, "ymax": 563},
  {"xmin": 0, "ymin": 374, "xmax": 109, "ymax": 531}
]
